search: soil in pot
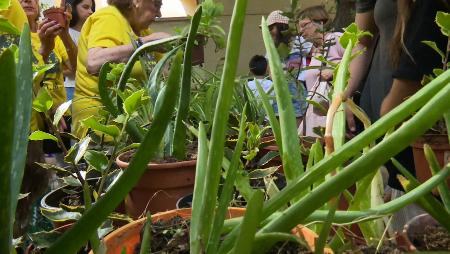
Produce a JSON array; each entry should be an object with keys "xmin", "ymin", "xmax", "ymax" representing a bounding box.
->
[
  {"xmin": 409, "ymin": 224, "xmax": 450, "ymax": 251},
  {"xmin": 342, "ymin": 242, "xmax": 406, "ymax": 254},
  {"xmin": 134, "ymin": 215, "xmax": 312, "ymax": 254}
]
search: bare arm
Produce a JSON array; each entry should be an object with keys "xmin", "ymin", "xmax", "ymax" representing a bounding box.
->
[
  {"xmin": 86, "ymin": 32, "xmax": 172, "ymax": 75},
  {"xmin": 58, "ymin": 30, "xmax": 78, "ymax": 75},
  {"xmin": 345, "ymin": 11, "xmax": 379, "ymax": 99},
  {"xmin": 380, "ymin": 79, "xmax": 421, "ymax": 116}
]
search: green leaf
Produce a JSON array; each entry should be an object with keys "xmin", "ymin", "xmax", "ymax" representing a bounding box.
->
[
  {"xmin": 61, "ymin": 176, "xmax": 82, "ymax": 187},
  {"xmin": 32, "ymin": 87, "xmax": 53, "ymax": 113},
  {"xmin": 248, "ymin": 166, "xmax": 279, "ymax": 179},
  {"xmin": 139, "ymin": 213, "xmax": 152, "ymax": 254},
  {"xmin": 46, "ymin": 39, "xmax": 183, "ymax": 254},
  {"xmin": 123, "ymin": 89, "xmax": 145, "ymax": 115},
  {"xmin": 29, "ymin": 131, "xmax": 58, "ymax": 141},
  {"xmin": 28, "ymin": 231, "xmax": 62, "ymax": 249},
  {"xmin": 84, "ymin": 150, "xmax": 109, "ymax": 173},
  {"xmin": 0, "ymin": 48, "xmax": 18, "ymax": 254},
  {"xmin": 0, "ymin": 0, "xmax": 11, "ymax": 10},
  {"xmin": 0, "ymin": 17, "xmax": 19, "ymax": 35},
  {"xmin": 74, "ymin": 136, "xmax": 91, "ymax": 164},
  {"xmin": 65, "ymin": 136, "xmax": 91, "ymax": 163},
  {"xmin": 436, "ymin": 11, "xmax": 450, "ymax": 37},
  {"xmin": 81, "ymin": 116, "xmax": 120, "ymax": 138},
  {"xmin": 422, "ymin": 40, "xmax": 445, "ymax": 63},
  {"xmin": 257, "ymin": 151, "xmax": 279, "ymax": 167},
  {"xmin": 35, "ymin": 162, "xmax": 70, "ymax": 174},
  {"xmin": 40, "ymin": 208, "xmax": 82, "ymax": 222},
  {"xmin": 53, "ymin": 100, "xmax": 72, "ymax": 126}
]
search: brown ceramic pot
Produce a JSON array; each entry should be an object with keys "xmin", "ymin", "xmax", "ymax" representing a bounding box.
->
[
  {"xmin": 116, "ymin": 152, "xmax": 196, "ymax": 218},
  {"xmin": 92, "ymin": 207, "xmax": 331, "ymax": 254},
  {"xmin": 411, "ymin": 134, "xmax": 450, "ymax": 188},
  {"xmin": 43, "ymin": 7, "xmax": 66, "ymax": 28}
]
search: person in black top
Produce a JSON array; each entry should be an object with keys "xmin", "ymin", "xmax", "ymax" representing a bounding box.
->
[{"xmin": 346, "ymin": 0, "xmax": 449, "ymax": 231}]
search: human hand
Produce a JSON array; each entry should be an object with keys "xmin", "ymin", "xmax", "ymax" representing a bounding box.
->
[
  {"xmin": 320, "ymin": 69, "xmax": 333, "ymax": 81},
  {"xmin": 286, "ymin": 58, "xmax": 301, "ymax": 71},
  {"xmin": 38, "ymin": 18, "xmax": 63, "ymax": 59}
]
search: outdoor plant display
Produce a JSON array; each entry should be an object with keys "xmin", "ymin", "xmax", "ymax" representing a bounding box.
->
[{"xmin": 1, "ymin": 0, "xmax": 450, "ymax": 253}]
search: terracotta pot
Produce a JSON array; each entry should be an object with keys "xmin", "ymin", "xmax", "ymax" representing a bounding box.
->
[
  {"xmin": 402, "ymin": 213, "xmax": 441, "ymax": 252},
  {"xmin": 411, "ymin": 134, "xmax": 450, "ymax": 187},
  {"xmin": 43, "ymin": 7, "xmax": 66, "ymax": 28},
  {"xmin": 94, "ymin": 208, "xmax": 330, "ymax": 254},
  {"xmin": 116, "ymin": 152, "xmax": 196, "ymax": 218}
]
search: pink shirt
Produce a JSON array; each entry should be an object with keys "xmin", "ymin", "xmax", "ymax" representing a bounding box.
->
[{"xmin": 299, "ymin": 32, "xmax": 345, "ymax": 137}]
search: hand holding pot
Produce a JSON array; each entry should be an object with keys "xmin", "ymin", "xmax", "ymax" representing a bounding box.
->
[{"xmin": 38, "ymin": 18, "xmax": 63, "ymax": 61}]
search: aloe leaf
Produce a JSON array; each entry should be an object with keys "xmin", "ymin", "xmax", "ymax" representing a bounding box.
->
[
  {"xmin": 219, "ymin": 69, "xmax": 450, "ymax": 254},
  {"xmin": 198, "ymin": 0, "xmax": 248, "ymax": 248},
  {"xmin": 255, "ymin": 75, "xmax": 450, "ymax": 250},
  {"xmin": 0, "ymin": 25, "xmax": 33, "ymax": 254},
  {"xmin": 116, "ymin": 35, "xmax": 181, "ymax": 109},
  {"xmin": 98, "ymin": 62, "xmax": 117, "ymax": 116},
  {"xmin": 190, "ymin": 122, "xmax": 209, "ymax": 254},
  {"xmin": 254, "ymin": 80, "xmax": 282, "ymax": 152},
  {"xmin": 423, "ymin": 144, "xmax": 450, "ymax": 212},
  {"xmin": 231, "ymin": 190, "xmax": 264, "ymax": 254},
  {"xmin": 139, "ymin": 212, "xmax": 152, "ymax": 254},
  {"xmin": 315, "ymin": 197, "xmax": 337, "ymax": 254},
  {"xmin": 0, "ymin": 48, "xmax": 17, "ymax": 254},
  {"xmin": 261, "ymin": 16, "xmax": 303, "ymax": 183},
  {"xmin": 147, "ymin": 45, "xmax": 181, "ymax": 104},
  {"xmin": 45, "ymin": 47, "xmax": 183, "ymax": 254},
  {"xmin": 173, "ymin": 6, "xmax": 202, "ymax": 160},
  {"xmin": 206, "ymin": 106, "xmax": 247, "ymax": 254}
]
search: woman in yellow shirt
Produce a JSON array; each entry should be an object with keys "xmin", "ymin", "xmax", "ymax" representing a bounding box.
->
[
  {"xmin": 19, "ymin": 0, "xmax": 78, "ymax": 131},
  {"xmin": 72, "ymin": 0, "xmax": 170, "ymax": 138}
]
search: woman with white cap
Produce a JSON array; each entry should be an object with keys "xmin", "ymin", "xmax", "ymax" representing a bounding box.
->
[{"xmin": 265, "ymin": 10, "xmax": 307, "ymax": 126}]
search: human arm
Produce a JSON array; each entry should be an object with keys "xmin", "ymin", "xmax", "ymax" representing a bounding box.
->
[
  {"xmin": 380, "ymin": 79, "xmax": 421, "ymax": 116},
  {"xmin": 86, "ymin": 32, "xmax": 171, "ymax": 75}
]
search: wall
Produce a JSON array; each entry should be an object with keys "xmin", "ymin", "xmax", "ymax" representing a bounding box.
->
[{"xmin": 151, "ymin": 0, "xmax": 334, "ymax": 75}]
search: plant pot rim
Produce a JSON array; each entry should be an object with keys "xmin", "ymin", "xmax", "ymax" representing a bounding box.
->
[
  {"xmin": 43, "ymin": 7, "xmax": 65, "ymax": 13},
  {"xmin": 97, "ymin": 207, "xmax": 332, "ymax": 254},
  {"xmin": 402, "ymin": 213, "xmax": 440, "ymax": 252},
  {"xmin": 116, "ymin": 151, "xmax": 197, "ymax": 170},
  {"xmin": 411, "ymin": 134, "xmax": 450, "ymax": 147}
]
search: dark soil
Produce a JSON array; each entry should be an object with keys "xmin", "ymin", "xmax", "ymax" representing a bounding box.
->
[
  {"xmin": 343, "ymin": 242, "xmax": 406, "ymax": 254},
  {"xmin": 135, "ymin": 216, "xmax": 312, "ymax": 253},
  {"xmin": 410, "ymin": 225, "xmax": 450, "ymax": 251}
]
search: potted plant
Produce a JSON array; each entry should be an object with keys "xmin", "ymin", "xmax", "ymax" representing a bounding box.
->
[
  {"xmin": 42, "ymin": 0, "xmax": 67, "ymax": 28},
  {"xmin": 411, "ymin": 11, "xmax": 450, "ymax": 187}
]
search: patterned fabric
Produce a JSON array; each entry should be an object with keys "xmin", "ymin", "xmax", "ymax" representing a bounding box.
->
[{"xmin": 266, "ymin": 10, "xmax": 289, "ymax": 26}]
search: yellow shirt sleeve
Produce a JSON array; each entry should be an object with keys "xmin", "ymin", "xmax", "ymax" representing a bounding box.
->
[{"xmin": 87, "ymin": 13, "xmax": 130, "ymax": 49}]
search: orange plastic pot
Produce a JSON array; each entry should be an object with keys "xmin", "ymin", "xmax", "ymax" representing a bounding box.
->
[
  {"xmin": 411, "ymin": 134, "xmax": 450, "ymax": 188},
  {"xmin": 95, "ymin": 207, "xmax": 331, "ymax": 254},
  {"xmin": 116, "ymin": 152, "xmax": 196, "ymax": 218}
]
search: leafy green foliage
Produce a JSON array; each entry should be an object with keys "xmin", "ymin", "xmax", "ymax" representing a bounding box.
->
[
  {"xmin": 84, "ymin": 150, "xmax": 109, "ymax": 173},
  {"xmin": 81, "ymin": 116, "xmax": 120, "ymax": 138},
  {"xmin": 29, "ymin": 130, "xmax": 58, "ymax": 141},
  {"xmin": 32, "ymin": 87, "xmax": 53, "ymax": 113},
  {"xmin": 436, "ymin": 11, "xmax": 450, "ymax": 37},
  {"xmin": 339, "ymin": 23, "xmax": 372, "ymax": 48},
  {"xmin": 53, "ymin": 100, "xmax": 72, "ymax": 126},
  {"xmin": 0, "ymin": 17, "xmax": 19, "ymax": 35},
  {"xmin": 123, "ymin": 89, "xmax": 147, "ymax": 115}
]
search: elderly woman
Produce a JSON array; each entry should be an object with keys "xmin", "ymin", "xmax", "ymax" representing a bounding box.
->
[
  {"xmin": 296, "ymin": 5, "xmax": 344, "ymax": 137},
  {"xmin": 72, "ymin": 0, "xmax": 170, "ymax": 137}
]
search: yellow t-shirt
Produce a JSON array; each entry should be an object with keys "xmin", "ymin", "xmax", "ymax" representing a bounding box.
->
[
  {"xmin": 72, "ymin": 5, "xmax": 150, "ymax": 138},
  {"xmin": 30, "ymin": 32, "xmax": 69, "ymax": 131},
  {"xmin": 0, "ymin": 0, "xmax": 27, "ymax": 33}
]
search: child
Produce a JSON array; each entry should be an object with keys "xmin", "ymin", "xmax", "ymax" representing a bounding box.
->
[{"xmin": 247, "ymin": 55, "xmax": 274, "ymax": 100}]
